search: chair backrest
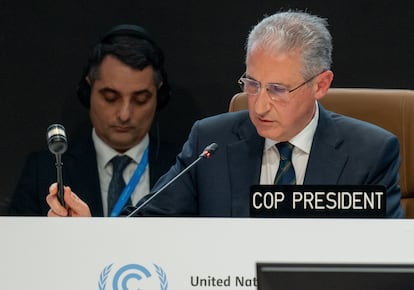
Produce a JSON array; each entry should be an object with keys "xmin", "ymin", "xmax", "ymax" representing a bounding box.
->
[{"xmin": 228, "ymin": 88, "xmax": 414, "ymax": 218}]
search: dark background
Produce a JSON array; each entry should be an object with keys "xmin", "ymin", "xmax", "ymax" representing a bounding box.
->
[{"xmin": 0, "ymin": 0, "xmax": 412, "ymax": 214}]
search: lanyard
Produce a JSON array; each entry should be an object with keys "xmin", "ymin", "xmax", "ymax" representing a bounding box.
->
[{"xmin": 110, "ymin": 146, "xmax": 149, "ymax": 217}]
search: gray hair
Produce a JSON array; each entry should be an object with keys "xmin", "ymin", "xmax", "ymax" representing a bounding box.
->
[{"xmin": 246, "ymin": 11, "xmax": 332, "ymax": 79}]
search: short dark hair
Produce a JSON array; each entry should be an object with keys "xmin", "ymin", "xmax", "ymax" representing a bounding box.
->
[{"xmin": 77, "ymin": 24, "xmax": 171, "ymax": 110}]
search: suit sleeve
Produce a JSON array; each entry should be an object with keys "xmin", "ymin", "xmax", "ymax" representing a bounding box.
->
[
  {"xmin": 367, "ymin": 135, "xmax": 404, "ymax": 218},
  {"xmin": 8, "ymin": 152, "xmax": 54, "ymax": 216},
  {"xmin": 141, "ymin": 121, "xmax": 202, "ymax": 216}
]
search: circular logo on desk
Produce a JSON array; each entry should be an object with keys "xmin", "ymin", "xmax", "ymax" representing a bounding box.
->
[{"xmin": 98, "ymin": 263, "xmax": 168, "ymax": 290}]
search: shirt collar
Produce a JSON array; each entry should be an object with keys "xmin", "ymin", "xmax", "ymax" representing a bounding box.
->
[{"xmin": 264, "ymin": 101, "xmax": 319, "ymax": 154}]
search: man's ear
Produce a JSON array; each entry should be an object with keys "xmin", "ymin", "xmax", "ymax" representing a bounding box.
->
[{"xmin": 314, "ymin": 70, "xmax": 334, "ymax": 100}]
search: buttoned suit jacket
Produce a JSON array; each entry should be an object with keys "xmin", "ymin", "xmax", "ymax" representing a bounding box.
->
[
  {"xmin": 8, "ymin": 131, "xmax": 179, "ymax": 216},
  {"xmin": 142, "ymin": 105, "xmax": 404, "ymax": 218}
]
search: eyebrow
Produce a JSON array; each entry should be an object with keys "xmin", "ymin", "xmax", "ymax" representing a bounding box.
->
[
  {"xmin": 98, "ymin": 87, "xmax": 153, "ymax": 96},
  {"xmin": 245, "ymin": 74, "xmax": 288, "ymax": 87},
  {"xmin": 245, "ymin": 73, "xmax": 257, "ymax": 81},
  {"xmin": 98, "ymin": 87, "xmax": 119, "ymax": 95}
]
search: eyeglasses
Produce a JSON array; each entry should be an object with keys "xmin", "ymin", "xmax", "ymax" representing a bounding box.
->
[{"xmin": 238, "ymin": 71, "xmax": 323, "ymax": 101}]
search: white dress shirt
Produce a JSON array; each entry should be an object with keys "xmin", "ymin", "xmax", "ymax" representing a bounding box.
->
[
  {"xmin": 259, "ymin": 102, "xmax": 319, "ymax": 185},
  {"xmin": 92, "ymin": 129, "xmax": 150, "ymax": 216}
]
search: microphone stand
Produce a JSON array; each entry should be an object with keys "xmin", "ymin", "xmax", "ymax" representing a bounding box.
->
[
  {"xmin": 126, "ymin": 155, "xmax": 203, "ymax": 218},
  {"xmin": 126, "ymin": 142, "xmax": 218, "ymax": 217}
]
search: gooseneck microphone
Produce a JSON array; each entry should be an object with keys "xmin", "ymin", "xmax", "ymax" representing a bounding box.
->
[
  {"xmin": 47, "ymin": 124, "xmax": 68, "ymax": 206},
  {"xmin": 126, "ymin": 142, "xmax": 219, "ymax": 217}
]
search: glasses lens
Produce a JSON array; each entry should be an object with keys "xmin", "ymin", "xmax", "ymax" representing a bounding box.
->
[
  {"xmin": 240, "ymin": 78, "xmax": 260, "ymax": 95},
  {"xmin": 266, "ymin": 84, "xmax": 289, "ymax": 99}
]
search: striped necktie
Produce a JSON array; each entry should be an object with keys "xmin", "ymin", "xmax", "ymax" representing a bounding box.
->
[{"xmin": 274, "ymin": 142, "xmax": 296, "ymax": 185}]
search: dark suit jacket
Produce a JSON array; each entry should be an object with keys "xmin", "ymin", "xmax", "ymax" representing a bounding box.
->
[
  {"xmin": 143, "ymin": 105, "xmax": 404, "ymax": 218},
  {"xmin": 8, "ymin": 132, "xmax": 180, "ymax": 216}
]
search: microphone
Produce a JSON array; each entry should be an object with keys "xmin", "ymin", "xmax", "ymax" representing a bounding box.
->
[
  {"xmin": 126, "ymin": 142, "xmax": 218, "ymax": 217},
  {"xmin": 47, "ymin": 124, "xmax": 68, "ymax": 206}
]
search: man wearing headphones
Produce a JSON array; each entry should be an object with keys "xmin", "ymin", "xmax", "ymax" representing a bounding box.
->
[{"xmin": 8, "ymin": 24, "xmax": 180, "ymax": 216}]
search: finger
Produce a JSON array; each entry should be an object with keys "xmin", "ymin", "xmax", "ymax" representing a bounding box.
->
[
  {"xmin": 46, "ymin": 183, "xmax": 68, "ymax": 216},
  {"xmin": 47, "ymin": 208, "xmax": 64, "ymax": 217},
  {"xmin": 64, "ymin": 187, "xmax": 92, "ymax": 217}
]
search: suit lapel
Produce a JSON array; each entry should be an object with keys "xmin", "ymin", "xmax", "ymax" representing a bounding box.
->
[
  {"xmin": 227, "ymin": 115, "xmax": 264, "ymax": 216},
  {"xmin": 148, "ymin": 135, "xmax": 172, "ymax": 187},
  {"xmin": 148, "ymin": 138, "xmax": 159, "ymax": 187},
  {"xmin": 65, "ymin": 135, "xmax": 103, "ymax": 216},
  {"xmin": 304, "ymin": 104, "xmax": 348, "ymax": 184},
  {"xmin": 226, "ymin": 106, "xmax": 349, "ymax": 215}
]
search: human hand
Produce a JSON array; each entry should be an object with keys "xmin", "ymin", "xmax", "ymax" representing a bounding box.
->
[{"xmin": 46, "ymin": 183, "xmax": 92, "ymax": 217}]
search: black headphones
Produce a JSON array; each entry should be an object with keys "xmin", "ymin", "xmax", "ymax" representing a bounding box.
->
[{"xmin": 76, "ymin": 24, "xmax": 171, "ymax": 110}]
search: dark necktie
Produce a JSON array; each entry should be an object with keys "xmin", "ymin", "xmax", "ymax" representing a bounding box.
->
[
  {"xmin": 274, "ymin": 142, "xmax": 296, "ymax": 185},
  {"xmin": 107, "ymin": 155, "xmax": 131, "ymax": 215}
]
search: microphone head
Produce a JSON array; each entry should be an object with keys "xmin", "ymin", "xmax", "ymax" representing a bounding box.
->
[
  {"xmin": 47, "ymin": 124, "xmax": 68, "ymax": 155},
  {"xmin": 200, "ymin": 142, "xmax": 219, "ymax": 158}
]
